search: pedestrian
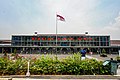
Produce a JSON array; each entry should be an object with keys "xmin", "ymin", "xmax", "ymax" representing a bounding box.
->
[
  {"xmin": 80, "ymin": 49, "xmax": 86, "ymax": 60},
  {"xmin": 110, "ymin": 58, "xmax": 113, "ymax": 60}
]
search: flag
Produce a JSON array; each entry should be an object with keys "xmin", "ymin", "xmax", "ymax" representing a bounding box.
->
[{"xmin": 57, "ymin": 14, "xmax": 65, "ymax": 21}]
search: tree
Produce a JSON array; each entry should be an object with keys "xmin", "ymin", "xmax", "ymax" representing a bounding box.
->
[
  {"xmin": 102, "ymin": 49, "xmax": 106, "ymax": 54},
  {"xmin": 100, "ymin": 49, "xmax": 107, "ymax": 57}
]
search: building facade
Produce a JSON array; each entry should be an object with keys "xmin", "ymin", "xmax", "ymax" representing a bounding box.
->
[
  {"xmin": 0, "ymin": 33, "xmax": 119, "ymax": 54},
  {"xmin": 10, "ymin": 33, "xmax": 110, "ymax": 54},
  {"xmin": 12, "ymin": 34, "xmax": 110, "ymax": 47}
]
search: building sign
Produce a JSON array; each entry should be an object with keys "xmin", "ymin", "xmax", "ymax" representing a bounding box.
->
[{"xmin": 31, "ymin": 37, "xmax": 94, "ymax": 41}]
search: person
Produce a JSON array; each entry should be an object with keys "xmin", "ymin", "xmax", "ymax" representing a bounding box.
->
[
  {"xmin": 80, "ymin": 49, "xmax": 86, "ymax": 60},
  {"xmin": 110, "ymin": 58, "xmax": 113, "ymax": 60}
]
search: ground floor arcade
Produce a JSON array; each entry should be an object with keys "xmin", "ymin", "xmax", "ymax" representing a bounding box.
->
[{"xmin": 0, "ymin": 46, "xmax": 119, "ymax": 54}]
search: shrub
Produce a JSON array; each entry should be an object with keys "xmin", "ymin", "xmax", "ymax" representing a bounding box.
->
[
  {"xmin": 0, "ymin": 53, "xmax": 110, "ymax": 75},
  {"xmin": 116, "ymin": 56, "xmax": 120, "ymax": 62}
]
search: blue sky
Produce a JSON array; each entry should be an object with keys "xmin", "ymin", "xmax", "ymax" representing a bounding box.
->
[{"xmin": 0, "ymin": 0, "xmax": 120, "ymax": 39}]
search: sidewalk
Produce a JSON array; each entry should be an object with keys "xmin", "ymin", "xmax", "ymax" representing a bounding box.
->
[
  {"xmin": 1, "ymin": 75, "xmax": 120, "ymax": 80},
  {"xmin": 11, "ymin": 78, "xmax": 119, "ymax": 80},
  {"xmin": 86, "ymin": 54, "xmax": 119, "ymax": 61},
  {"xmin": 86, "ymin": 55, "xmax": 98, "ymax": 60}
]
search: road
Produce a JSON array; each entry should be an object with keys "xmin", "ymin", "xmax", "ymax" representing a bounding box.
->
[{"xmin": 0, "ymin": 53, "xmax": 119, "ymax": 61}]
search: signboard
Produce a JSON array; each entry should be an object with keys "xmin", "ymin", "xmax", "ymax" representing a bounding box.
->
[{"xmin": 103, "ymin": 60, "xmax": 110, "ymax": 66}]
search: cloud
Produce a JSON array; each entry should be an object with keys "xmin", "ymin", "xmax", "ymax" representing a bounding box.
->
[
  {"xmin": 92, "ymin": 12, "xmax": 120, "ymax": 40},
  {"xmin": 0, "ymin": 0, "xmax": 120, "ymax": 40},
  {"xmin": 39, "ymin": 0, "xmax": 101, "ymax": 33}
]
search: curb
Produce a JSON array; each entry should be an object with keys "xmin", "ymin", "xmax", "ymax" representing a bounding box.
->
[
  {"xmin": 0, "ymin": 78, "xmax": 12, "ymax": 80},
  {"xmin": 1, "ymin": 75, "xmax": 120, "ymax": 79}
]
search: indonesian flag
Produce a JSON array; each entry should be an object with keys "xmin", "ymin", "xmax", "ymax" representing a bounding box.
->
[{"xmin": 57, "ymin": 14, "xmax": 65, "ymax": 21}]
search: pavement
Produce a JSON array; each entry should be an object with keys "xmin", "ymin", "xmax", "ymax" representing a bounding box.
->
[
  {"xmin": 1, "ymin": 75, "xmax": 120, "ymax": 80},
  {"xmin": 1, "ymin": 75, "xmax": 120, "ymax": 79},
  {"xmin": 11, "ymin": 78, "xmax": 119, "ymax": 80},
  {"xmin": 0, "ymin": 53, "xmax": 119, "ymax": 61},
  {"xmin": 86, "ymin": 54, "xmax": 119, "ymax": 61},
  {"xmin": 0, "ymin": 78, "xmax": 119, "ymax": 80}
]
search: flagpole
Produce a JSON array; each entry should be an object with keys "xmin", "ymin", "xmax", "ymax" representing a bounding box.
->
[
  {"xmin": 56, "ymin": 13, "xmax": 58, "ymax": 57},
  {"xmin": 55, "ymin": 14, "xmax": 65, "ymax": 57}
]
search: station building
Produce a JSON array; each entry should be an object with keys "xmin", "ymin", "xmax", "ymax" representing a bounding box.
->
[{"xmin": 0, "ymin": 32, "xmax": 120, "ymax": 54}]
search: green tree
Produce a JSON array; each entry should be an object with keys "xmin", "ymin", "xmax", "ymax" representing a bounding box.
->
[
  {"xmin": 102, "ymin": 49, "xmax": 106, "ymax": 54},
  {"xmin": 14, "ymin": 48, "xmax": 17, "ymax": 54}
]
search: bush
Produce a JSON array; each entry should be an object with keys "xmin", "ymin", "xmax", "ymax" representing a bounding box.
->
[
  {"xmin": 0, "ymin": 53, "xmax": 111, "ymax": 75},
  {"xmin": 116, "ymin": 56, "xmax": 120, "ymax": 62}
]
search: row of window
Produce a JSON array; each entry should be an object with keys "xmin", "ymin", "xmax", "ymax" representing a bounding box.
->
[
  {"xmin": 12, "ymin": 36, "xmax": 110, "ymax": 46},
  {"xmin": 12, "ymin": 36, "xmax": 110, "ymax": 42},
  {"xmin": 12, "ymin": 42, "xmax": 109, "ymax": 46}
]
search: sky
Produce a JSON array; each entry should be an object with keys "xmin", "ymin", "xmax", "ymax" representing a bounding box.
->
[{"xmin": 0, "ymin": 0, "xmax": 120, "ymax": 40}]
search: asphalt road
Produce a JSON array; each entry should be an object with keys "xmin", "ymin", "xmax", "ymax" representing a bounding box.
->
[
  {"xmin": 17, "ymin": 54, "xmax": 119, "ymax": 61},
  {"xmin": 0, "ymin": 53, "xmax": 119, "ymax": 61}
]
